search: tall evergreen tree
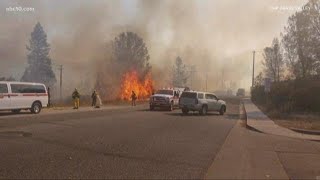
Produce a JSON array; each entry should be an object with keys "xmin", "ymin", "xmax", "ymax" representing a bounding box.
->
[
  {"xmin": 21, "ymin": 22, "xmax": 56, "ymax": 87},
  {"xmin": 173, "ymin": 56, "xmax": 188, "ymax": 87},
  {"xmin": 111, "ymin": 31, "xmax": 151, "ymax": 78}
]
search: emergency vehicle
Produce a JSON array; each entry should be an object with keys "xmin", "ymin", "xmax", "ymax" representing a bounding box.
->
[
  {"xmin": 149, "ymin": 88, "xmax": 181, "ymax": 111},
  {"xmin": 0, "ymin": 81, "xmax": 48, "ymax": 114}
]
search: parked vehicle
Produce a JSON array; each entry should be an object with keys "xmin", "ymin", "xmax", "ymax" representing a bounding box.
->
[
  {"xmin": 149, "ymin": 88, "xmax": 180, "ymax": 111},
  {"xmin": 236, "ymin": 88, "xmax": 245, "ymax": 96},
  {"xmin": 0, "ymin": 81, "xmax": 48, "ymax": 114},
  {"xmin": 179, "ymin": 91, "xmax": 226, "ymax": 115}
]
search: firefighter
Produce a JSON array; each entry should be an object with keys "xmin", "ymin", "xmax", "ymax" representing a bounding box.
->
[
  {"xmin": 91, "ymin": 90, "xmax": 97, "ymax": 107},
  {"xmin": 95, "ymin": 92, "xmax": 102, "ymax": 108},
  {"xmin": 131, "ymin": 91, "xmax": 137, "ymax": 106},
  {"xmin": 47, "ymin": 87, "xmax": 51, "ymax": 107},
  {"xmin": 72, "ymin": 88, "xmax": 80, "ymax": 109}
]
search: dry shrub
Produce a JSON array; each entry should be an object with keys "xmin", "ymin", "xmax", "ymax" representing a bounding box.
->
[{"xmin": 251, "ymin": 79, "xmax": 320, "ymax": 113}]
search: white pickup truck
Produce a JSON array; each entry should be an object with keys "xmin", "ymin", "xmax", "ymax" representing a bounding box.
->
[
  {"xmin": 149, "ymin": 89, "xmax": 180, "ymax": 111},
  {"xmin": 179, "ymin": 91, "xmax": 226, "ymax": 115}
]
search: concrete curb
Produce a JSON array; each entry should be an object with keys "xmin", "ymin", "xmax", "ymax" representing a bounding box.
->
[
  {"xmin": 289, "ymin": 127, "xmax": 320, "ymax": 136},
  {"xmin": 242, "ymin": 99, "xmax": 320, "ymax": 141},
  {"xmin": 241, "ymin": 102, "xmax": 264, "ymax": 133},
  {"xmin": 243, "ymin": 104, "xmax": 320, "ymax": 137}
]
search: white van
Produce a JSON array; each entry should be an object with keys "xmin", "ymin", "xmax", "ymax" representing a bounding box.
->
[{"xmin": 0, "ymin": 81, "xmax": 48, "ymax": 114}]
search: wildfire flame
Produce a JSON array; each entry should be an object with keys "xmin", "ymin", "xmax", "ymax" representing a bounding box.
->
[{"xmin": 119, "ymin": 70, "xmax": 154, "ymax": 100}]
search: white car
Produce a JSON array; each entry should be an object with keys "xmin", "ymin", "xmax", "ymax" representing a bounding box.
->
[
  {"xmin": 0, "ymin": 81, "xmax": 48, "ymax": 114},
  {"xmin": 149, "ymin": 89, "xmax": 180, "ymax": 111},
  {"xmin": 179, "ymin": 91, "xmax": 226, "ymax": 115}
]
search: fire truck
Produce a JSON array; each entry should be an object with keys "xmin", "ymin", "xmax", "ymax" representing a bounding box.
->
[{"xmin": 149, "ymin": 88, "xmax": 182, "ymax": 111}]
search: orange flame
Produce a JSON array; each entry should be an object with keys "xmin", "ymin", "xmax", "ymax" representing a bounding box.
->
[{"xmin": 119, "ymin": 70, "xmax": 154, "ymax": 100}]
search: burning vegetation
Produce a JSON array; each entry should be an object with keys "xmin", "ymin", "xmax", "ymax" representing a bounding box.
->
[
  {"xmin": 95, "ymin": 31, "xmax": 153, "ymax": 101},
  {"xmin": 119, "ymin": 70, "xmax": 154, "ymax": 100}
]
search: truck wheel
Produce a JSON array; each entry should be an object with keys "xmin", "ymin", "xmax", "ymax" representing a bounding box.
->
[
  {"xmin": 150, "ymin": 105, "xmax": 154, "ymax": 111},
  {"xmin": 199, "ymin": 105, "xmax": 208, "ymax": 115},
  {"xmin": 219, "ymin": 106, "xmax": 226, "ymax": 115},
  {"xmin": 31, "ymin": 102, "xmax": 42, "ymax": 114},
  {"xmin": 12, "ymin": 109, "xmax": 21, "ymax": 114},
  {"xmin": 182, "ymin": 108, "xmax": 189, "ymax": 115}
]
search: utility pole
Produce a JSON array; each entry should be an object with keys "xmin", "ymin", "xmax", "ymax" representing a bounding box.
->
[
  {"xmin": 205, "ymin": 73, "xmax": 208, "ymax": 92},
  {"xmin": 58, "ymin": 65, "xmax": 63, "ymax": 102},
  {"xmin": 252, "ymin": 51, "xmax": 255, "ymax": 87}
]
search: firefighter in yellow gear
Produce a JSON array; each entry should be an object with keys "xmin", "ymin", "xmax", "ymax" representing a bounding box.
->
[{"xmin": 72, "ymin": 88, "xmax": 80, "ymax": 109}]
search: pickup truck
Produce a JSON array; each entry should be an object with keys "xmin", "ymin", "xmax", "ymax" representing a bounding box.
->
[{"xmin": 149, "ymin": 89, "xmax": 180, "ymax": 111}]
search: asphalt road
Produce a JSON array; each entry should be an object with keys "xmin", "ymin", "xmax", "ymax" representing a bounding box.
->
[{"xmin": 0, "ymin": 98, "xmax": 240, "ymax": 179}]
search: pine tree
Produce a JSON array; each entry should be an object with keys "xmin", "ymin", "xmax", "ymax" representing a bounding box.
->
[
  {"xmin": 112, "ymin": 31, "xmax": 151, "ymax": 78},
  {"xmin": 173, "ymin": 56, "xmax": 188, "ymax": 87},
  {"xmin": 21, "ymin": 22, "xmax": 56, "ymax": 87}
]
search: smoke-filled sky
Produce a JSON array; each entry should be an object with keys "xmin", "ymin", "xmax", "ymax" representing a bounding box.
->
[{"xmin": 0, "ymin": 0, "xmax": 307, "ymax": 95}]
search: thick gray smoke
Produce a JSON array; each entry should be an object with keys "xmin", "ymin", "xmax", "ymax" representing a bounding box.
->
[{"xmin": 0, "ymin": 0, "xmax": 307, "ymax": 98}]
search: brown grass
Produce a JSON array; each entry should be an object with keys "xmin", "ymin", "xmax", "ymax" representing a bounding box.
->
[{"xmin": 255, "ymin": 103, "xmax": 320, "ymax": 130}]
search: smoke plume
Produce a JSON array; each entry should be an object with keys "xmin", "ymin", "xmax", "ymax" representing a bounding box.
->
[{"xmin": 0, "ymin": 0, "xmax": 308, "ymax": 99}]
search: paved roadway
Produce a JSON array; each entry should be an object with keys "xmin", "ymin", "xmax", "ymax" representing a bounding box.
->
[{"xmin": 0, "ymin": 98, "xmax": 240, "ymax": 179}]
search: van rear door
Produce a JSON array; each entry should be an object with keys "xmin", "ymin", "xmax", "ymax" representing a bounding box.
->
[{"xmin": 0, "ymin": 83, "xmax": 11, "ymax": 110}]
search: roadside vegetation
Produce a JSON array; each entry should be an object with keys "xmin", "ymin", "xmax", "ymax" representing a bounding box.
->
[
  {"xmin": 251, "ymin": 0, "xmax": 320, "ymax": 131},
  {"xmin": 252, "ymin": 81, "xmax": 320, "ymax": 130}
]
